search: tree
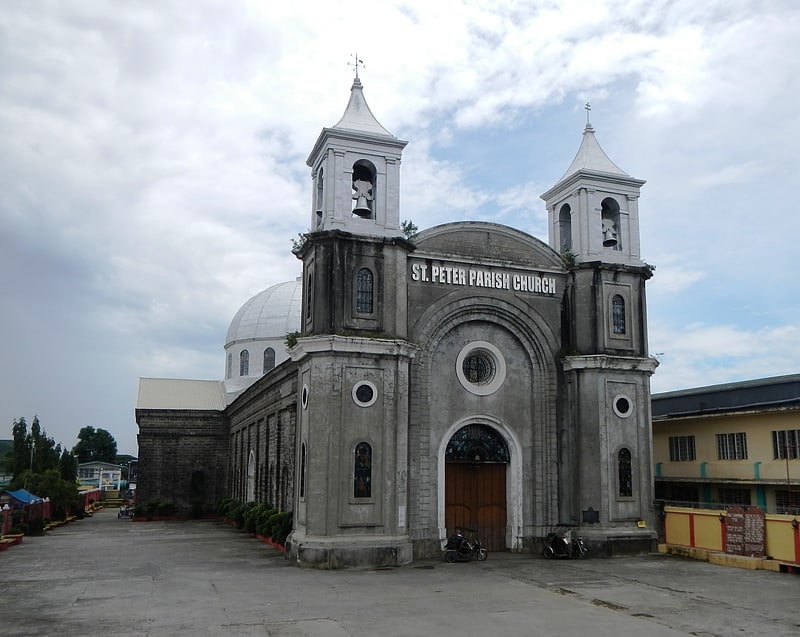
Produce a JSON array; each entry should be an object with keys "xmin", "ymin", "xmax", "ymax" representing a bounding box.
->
[
  {"xmin": 11, "ymin": 416, "xmax": 31, "ymax": 478},
  {"xmin": 73, "ymin": 426, "xmax": 118, "ymax": 463},
  {"xmin": 26, "ymin": 468, "xmax": 79, "ymax": 521},
  {"xmin": 59, "ymin": 449, "xmax": 78, "ymax": 483}
]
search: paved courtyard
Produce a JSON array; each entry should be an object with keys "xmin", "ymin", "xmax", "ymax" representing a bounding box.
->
[{"xmin": 1, "ymin": 507, "xmax": 798, "ymax": 636}]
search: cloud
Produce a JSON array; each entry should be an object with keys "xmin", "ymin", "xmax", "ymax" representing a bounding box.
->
[{"xmin": 1, "ymin": 0, "xmax": 798, "ymax": 454}]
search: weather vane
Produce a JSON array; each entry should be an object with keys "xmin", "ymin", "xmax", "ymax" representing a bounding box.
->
[
  {"xmin": 349, "ymin": 53, "xmax": 365, "ymax": 78},
  {"xmin": 585, "ymin": 102, "xmax": 591, "ymax": 124}
]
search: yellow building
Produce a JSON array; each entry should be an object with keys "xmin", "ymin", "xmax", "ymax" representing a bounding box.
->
[{"xmin": 652, "ymin": 374, "xmax": 800, "ymax": 514}]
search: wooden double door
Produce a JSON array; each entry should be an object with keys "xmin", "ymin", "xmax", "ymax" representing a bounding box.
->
[{"xmin": 445, "ymin": 462, "xmax": 507, "ymax": 551}]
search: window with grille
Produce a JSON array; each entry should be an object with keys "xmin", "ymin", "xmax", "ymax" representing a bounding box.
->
[
  {"xmin": 776, "ymin": 489, "xmax": 800, "ymax": 515},
  {"xmin": 356, "ymin": 267, "xmax": 374, "ymax": 314},
  {"xmin": 668, "ymin": 435, "xmax": 696, "ymax": 461},
  {"xmin": 772, "ymin": 429, "xmax": 800, "ymax": 460},
  {"xmin": 239, "ymin": 350, "xmax": 249, "ymax": 376},
  {"xmin": 612, "ymin": 294, "xmax": 626, "ymax": 335},
  {"xmin": 718, "ymin": 488, "xmax": 751, "ymax": 506},
  {"xmin": 716, "ymin": 432, "xmax": 748, "ymax": 460}
]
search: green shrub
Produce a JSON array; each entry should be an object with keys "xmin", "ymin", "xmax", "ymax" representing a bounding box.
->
[
  {"xmin": 255, "ymin": 506, "xmax": 277, "ymax": 536},
  {"xmin": 157, "ymin": 499, "xmax": 176, "ymax": 516},
  {"xmin": 273, "ymin": 512, "xmax": 293, "ymax": 545},
  {"xmin": 216, "ymin": 496, "xmax": 237, "ymax": 517},
  {"xmin": 244, "ymin": 503, "xmax": 267, "ymax": 533},
  {"xmin": 232, "ymin": 501, "xmax": 256, "ymax": 530}
]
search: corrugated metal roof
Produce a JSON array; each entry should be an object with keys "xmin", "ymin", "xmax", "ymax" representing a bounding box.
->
[
  {"xmin": 652, "ymin": 373, "xmax": 800, "ymax": 419},
  {"xmin": 136, "ymin": 378, "xmax": 227, "ymax": 411}
]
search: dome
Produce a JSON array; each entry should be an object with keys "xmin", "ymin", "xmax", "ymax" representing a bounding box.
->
[{"xmin": 225, "ymin": 278, "xmax": 302, "ymax": 347}]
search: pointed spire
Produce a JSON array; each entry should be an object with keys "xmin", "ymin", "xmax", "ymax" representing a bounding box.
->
[
  {"xmin": 332, "ymin": 77, "xmax": 394, "ymax": 137},
  {"xmin": 557, "ymin": 119, "xmax": 628, "ymax": 182}
]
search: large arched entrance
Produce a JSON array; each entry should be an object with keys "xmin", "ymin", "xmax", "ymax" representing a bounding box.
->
[{"xmin": 444, "ymin": 424, "xmax": 509, "ymax": 551}]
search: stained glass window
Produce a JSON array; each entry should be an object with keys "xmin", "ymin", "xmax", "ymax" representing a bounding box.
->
[
  {"xmin": 445, "ymin": 424, "xmax": 509, "ymax": 463},
  {"xmin": 618, "ymin": 448, "xmax": 632, "ymax": 497},
  {"xmin": 299, "ymin": 443, "xmax": 306, "ymax": 499},
  {"xmin": 356, "ymin": 268, "xmax": 374, "ymax": 314},
  {"xmin": 354, "ymin": 442, "xmax": 372, "ymax": 498},
  {"xmin": 612, "ymin": 295, "xmax": 626, "ymax": 335},
  {"xmin": 463, "ymin": 352, "xmax": 495, "ymax": 385}
]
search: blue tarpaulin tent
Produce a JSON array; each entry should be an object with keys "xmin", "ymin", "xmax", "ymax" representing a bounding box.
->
[{"xmin": 4, "ymin": 489, "xmax": 42, "ymax": 505}]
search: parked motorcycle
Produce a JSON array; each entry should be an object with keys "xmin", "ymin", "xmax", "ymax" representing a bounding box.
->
[
  {"xmin": 443, "ymin": 529, "xmax": 488, "ymax": 562},
  {"xmin": 543, "ymin": 529, "xmax": 588, "ymax": 559}
]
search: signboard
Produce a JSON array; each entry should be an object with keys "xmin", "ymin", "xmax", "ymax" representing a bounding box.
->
[
  {"xmin": 724, "ymin": 505, "xmax": 744, "ymax": 555},
  {"xmin": 409, "ymin": 259, "xmax": 558, "ymax": 296},
  {"xmin": 743, "ymin": 505, "xmax": 765, "ymax": 558}
]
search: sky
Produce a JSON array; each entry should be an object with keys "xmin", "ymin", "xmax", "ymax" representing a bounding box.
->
[{"xmin": 1, "ymin": 1, "xmax": 798, "ymax": 456}]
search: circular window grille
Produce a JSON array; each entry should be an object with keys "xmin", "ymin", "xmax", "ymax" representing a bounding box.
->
[
  {"xmin": 352, "ymin": 381, "xmax": 378, "ymax": 407},
  {"xmin": 463, "ymin": 352, "xmax": 495, "ymax": 385},
  {"xmin": 455, "ymin": 341, "xmax": 506, "ymax": 396},
  {"xmin": 613, "ymin": 394, "xmax": 633, "ymax": 418}
]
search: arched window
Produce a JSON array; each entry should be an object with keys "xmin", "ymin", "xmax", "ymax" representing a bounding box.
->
[
  {"xmin": 240, "ymin": 350, "xmax": 249, "ymax": 376},
  {"xmin": 306, "ymin": 273, "xmax": 313, "ymax": 320},
  {"xmin": 354, "ymin": 442, "xmax": 372, "ymax": 498},
  {"xmin": 618, "ymin": 448, "xmax": 632, "ymax": 497},
  {"xmin": 299, "ymin": 442, "xmax": 307, "ymax": 500},
  {"xmin": 226, "ymin": 353, "xmax": 232, "ymax": 379},
  {"xmin": 445, "ymin": 424, "xmax": 510, "ymax": 463},
  {"xmin": 263, "ymin": 347, "xmax": 275, "ymax": 374},
  {"xmin": 356, "ymin": 267, "xmax": 374, "ymax": 314},
  {"xmin": 246, "ymin": 450, "xmax": 256, "ymax": 502},
  {"xmin": 558, "ymin": 203, "xmax": 572, "ymax": 252},
  {"xmin": 612, "ymin": 295, "xmax": 626, "ymax": 335}
]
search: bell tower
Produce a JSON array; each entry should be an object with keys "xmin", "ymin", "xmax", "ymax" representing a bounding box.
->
[
  {"xmin": 541, "ymin": 106, "xmax": 645, "ymax": 267},
  {"xmin": 307, "ymin": 76, "xmax": 407, "ymax": 238},
  {"xmin": 541, "ymin": 110, "xmax": 659, "ymax": 554},
  {"xmin": 288, "ymin": 76, "xmax": 416, "ymax": 568}
]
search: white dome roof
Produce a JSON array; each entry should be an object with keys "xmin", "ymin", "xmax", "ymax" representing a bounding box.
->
[{"xmin": 225, "ymin": 278, "xmax": 302, "ymax": 347}]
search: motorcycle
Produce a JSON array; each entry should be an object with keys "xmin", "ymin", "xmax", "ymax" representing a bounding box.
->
[
  {"xmin": 543, "ymin": 528, "xmax": 588, "ymax": 559},
  {"xmin": 443, "ymin": 529, "xmax": 488, "ymax": 562}
]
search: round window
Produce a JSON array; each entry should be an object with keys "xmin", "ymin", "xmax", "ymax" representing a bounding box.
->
[
  {"xmin": 301, "ymin": 384, "xmax": 309, "ymax": 409},
  {"xmin": 613, "ymin": 394, "xmax": 633, "ymax": 418},
  {"xmin": 352, "ymin": 381, "xmax": 378, "ymax": 407},
  {"xmin": 462, "ymin": 352, "xmax": 496, "ymax": 385},
  {"xmin": 456, "ymin": 341, "xmax": 506, "ymax": 396}
]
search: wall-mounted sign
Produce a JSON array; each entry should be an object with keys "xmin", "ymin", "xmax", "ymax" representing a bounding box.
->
[{"xmin": 410, "ymin": 259, "xmax": 557, "ymax": 295}]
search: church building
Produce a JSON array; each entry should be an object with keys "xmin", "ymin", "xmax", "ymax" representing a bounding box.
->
[{"xmin": 136, "ymin": 76, "xmax": 659, "ymax": 567}]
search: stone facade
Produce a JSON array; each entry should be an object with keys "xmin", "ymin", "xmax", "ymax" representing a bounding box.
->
[
  {"xmin": 136, "ymin": 409, "xmax": 228, "ymax": 514},
  {"xmin": 136, "ymin": 77, "xmax": 659, "ymax": 567}
]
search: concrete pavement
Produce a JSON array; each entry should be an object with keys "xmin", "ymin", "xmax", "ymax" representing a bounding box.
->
[{"xmin": 1, "ymin": 507, "xmax": 798, "ymax": 636}]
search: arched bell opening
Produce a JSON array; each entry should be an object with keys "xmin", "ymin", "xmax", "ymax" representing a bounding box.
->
[
  {"xmin": 601, "ymin": 197, "xmax": 621, "ymax": 249},
  {"xmin": 351, "ymin": 161, "xmax": 376, "ymax": 219},
  {"xmin": 558, "ymin": 203, "xmax": 572, "ymax": 252}
]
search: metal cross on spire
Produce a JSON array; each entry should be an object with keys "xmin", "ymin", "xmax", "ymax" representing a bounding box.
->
[
  {"xmin": 349, "ymin": 53, "xmax": 365, "ymax": 78},
  {"xmin": 584, "ymin": 102, "xmax": 591, "ymax": 124}
]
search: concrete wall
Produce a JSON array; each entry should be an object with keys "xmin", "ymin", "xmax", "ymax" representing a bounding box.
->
[{"xmin": 663, "ymin": 505, "xmax": 800, "ymax": 565}]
